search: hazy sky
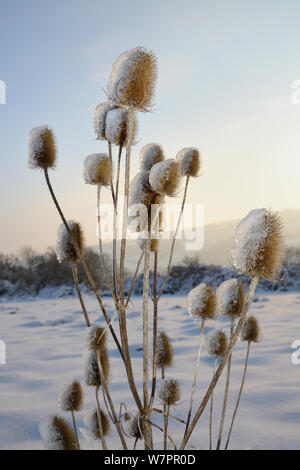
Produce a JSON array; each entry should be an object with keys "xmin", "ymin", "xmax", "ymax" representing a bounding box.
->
[{"xmin": 0, "ymin": 0, "xmax": 300, "ymax": 254}]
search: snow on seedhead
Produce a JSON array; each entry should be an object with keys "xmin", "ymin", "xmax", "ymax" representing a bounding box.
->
[
  {"xmin": 187, "ymin": 283, "xmax": 216, "ymax": 321},
  {"xmin": 83, "ymin": 153, "xmax": 112, "ymax": 187},
  {"xmin": 28, "ymin": 125, "xmax": 56, "ymax": 170},
  {"xmin": 40, "ymin": 414, "xmax": 77, "ymax": 450},
  {"xmin": 93, "ymin": 101, "xmax": 116, "ymax": 140},
  {"xmin": 137, "ymin": 234, "xmax": 159, "ymax": 252},
  {"xmin": 149, "ymin": 159, "xmax": 181, "ymax": 197},
  {"xmin": 140, "ymin": 143, "xmax": 164, "ymax": 171},
  {"xmin": 241, "ymin": 315, "xmax": 261, "ymax": 343},
  {"xmin": 84, "ymin": 409, "xmax": 110, "ymax": 440},
  {"xmin": 85, "ymin": 325, "xmax": 107, "ymax": 351},
  {"xmin": 156, "ymin": 331, "xmax": 174, "ymax": 369},
  {"xmin": 127, "ymin": 414, "xmax": 142, "ymax": 439},
  {"xmin": 216, "ymin": 279, "xmax": 245, "ymax": 318},
  {"xmin": 158, "ymin": 378, "xmax": 180, "ymax": 407},
  {"xmin": 59, "ymin": 378, "xmax": 83, "ymax": 412},
  {"xmin": 105, "ymin": 107, "xmax": 137, "ymax": 146},
  {"xmin": 84, "ymin": 349, "xmax": 109, "ymax": 387},
  {"xmin": 231, "ymin": 209, "xmax": 284, "ymax": 280},
  {"xmin": 206, "ymin": 329, "xmax": 228, "ymax": 357},
  {"xmin": 175, "ymin": 147, "xmax": 200, "ymax": 177},
  {"xmin": 107, "ymin": 47, "xmax": 157, "ymax": 111},
  {"xmin": 56, "ymin": 220, "xmax": 84, "ymax": 264},
  {"xmin": 128, "ymin": 171, "xmax": 156, "ymax": 233}
]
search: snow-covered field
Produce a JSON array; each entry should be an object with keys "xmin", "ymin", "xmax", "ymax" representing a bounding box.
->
[{"xmin": 1, "ymin": 291, "xmax": 300, "ymax": 450}]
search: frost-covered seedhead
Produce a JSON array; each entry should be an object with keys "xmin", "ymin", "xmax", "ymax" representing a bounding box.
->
[
  {"xmin": 231, "ymin": 209, "xmax": 284, "ymax": 281},
  {"xmin": 93, "ymin": 101, "xmax": 116, "ymax": 140},
  {"xmin": 84, "ymin": 409, "xmax": 110, "ymax": 439},
  {"xmin": 59, "ymin": 379, "xmax": 83, "ymax": 412},
  {"xmin": 137, "ymin": 234, "xmax": 159, "ymax": 253},
  {"xmin": 127, "ymin": 414, "xmax": 142, "ymax": 439},
  {"xmin": 158, "ymin": 378, "xmax": 180, "ymax": 407},
  {"xmin": 42, "ymin": 414, "xmax": 77, "ymax": 450},
  {"xmin": 129, "ymin": 171, "xmax": 156, "ymax": 233},
  {"xmin": 175, "ymin": 147, "xmax": 200, "ymax": 177},
  {"xmin": 56, "ymin": 220, "xmax": 84, "ymax": 264},
  {"xmin": 241, "ymin": 315, "xmax": 261, "ymax": 343},
  {"xmin": 139, "ymin": 143, "xmax": 164, "ymax": 171},
  {"xmin": 28, "ymin": 125, "xmax": 56, "ymax": 170},
  {"xmin": 216, "ymin": 279, "xmax": 245, "ymax": 318},
  {"xmin": 187, "ymin": 283, "xmax": 216, "ymax": 321},
  {"xmin": 149, "ymin": 159, "xmax": 181, "ymax": 197},
  {"xmin": 156, "ymin": 331, "xmax": 174, "ymax": 369},
  {"xmin": 107, "ymin": 47, "xmax": 157, "ymax": 111},
  {"xmin": 85, "ymin": 326, "xmax": 107, "ymax": 351},
  {"xmin": 105, "ymin": 107, "xmax": 137, "ymax": 146},
  {"xmin": 84, "ymin": 349, "xmax": 109, "ymax": 387},
  {"xmin": 206, "ymin": 329, "xmax": 228, "ymax": 357},
  {"xmin": 83, "ymin": 153, "xmax": 112, "ymax": 187}
]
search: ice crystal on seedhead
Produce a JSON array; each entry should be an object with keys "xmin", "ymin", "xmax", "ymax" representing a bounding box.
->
[
  {"xmin": 105, "ymin": 107, "xmax": 130, "ymax": 146},
  {"xmin": 83, "ymin": 153, "xmax": 112, "ymax": 186},
  {"xmin": 217, "ymin": 279, "xmax": 240, "ymax": 316},
  {"xmin": 85, "ymin": 325, "xmax": 106, "ymax": 351},
  {"xmin": 149, "ymin": 159, "xmax": 180, "ymax": 197},
  {"xmin": 127, "ymin": 414, "xmax": 141, "ymax": 439},
  {"xmin": 28, "ymin": 125, "xmax": 49, "ymax": 168},
  {"xmin": 175, "ymin": 147, "xmax": 200, "ymax": 177},
  {"xmin": 188, "ymin": 283, "xmax": 209, "ymax": 321},
  {"xmin": 56, "ymin": 220, "xmax": 83, "ymax": 264},
  {"xmin": 59, "ymin": 378, "xmax": 83, "ymax": 412},
  {"xmin": 40, "ymin": 415, "xmax": 76, "ymax": 450},
  {"xmin": 84, "ymin": 350, "xmax": 100, "ymax": 387},
  {"xmin": 129, "ymin": 171, "xmax": 154, "ymax": 206},
  {"xmin": 93, "ymin": 102, "xmax": 115, "ymax": 140},
  {"xmin": 231, "ymin": 209, "xmax": 268, "ymax": 274},
  {"xmin": 158, "ymin": 378, "xmax": 180, "ymax": 406},
  {"xmin": 206, "ymin": 329, "xmax": 227, "ymax": 357},
  {"xmin": 139, "ymin": 143, "xmax": 164, "ymax": 171}
]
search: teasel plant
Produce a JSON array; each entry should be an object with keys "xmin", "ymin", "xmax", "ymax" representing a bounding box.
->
[
  {"xmin": 158, "ymin": 378, "xmax": 180, "ymax": 450},
  {"xmin": 224, "ymin": 315, "xmax": 262, "ymax": 450},
  {"xmin": 180, "ymin": 208, "xmax": 284, "ymax": 449},
  {"xmin": 215, "ymin": 279, "xmax": 245, "ymax": 450},
  {"xmin": 184, "ymin": 283, "xmax": 217, "ymax": 436},
  {"xmin": 206, "ymin": 330, "xmax": 228, "ymax": 450},
  {"xmin": 83, "ymin": 408, "xmax": 110, "ymax": 448},
  {"xmin": 42, "ymin": 414, "xmax": 78, "ymax": 450},
  {"xmin": 58, "ymin": 379, "xmax": 83, "ymax": 449}
]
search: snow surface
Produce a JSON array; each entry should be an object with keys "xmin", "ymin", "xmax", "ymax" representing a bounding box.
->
[{"xmin": 1, "ymin": 292, "xmax": 300, "ymax": 449}]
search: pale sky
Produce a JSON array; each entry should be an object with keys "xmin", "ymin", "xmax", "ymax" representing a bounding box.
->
[{"xmin": 0, "ymin": 0, "xmax": 300, "ymax": 254}]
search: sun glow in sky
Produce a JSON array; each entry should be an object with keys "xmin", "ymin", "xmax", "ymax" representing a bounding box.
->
[{"xmin": 0, "ymin": 0, "xmax": 300, "ymax": 253}]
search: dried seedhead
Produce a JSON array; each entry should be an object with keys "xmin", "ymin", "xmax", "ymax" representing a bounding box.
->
[
  {"xmin": 241, "ymin": 316, "xmax": 261, "ymax": 343},
  {"xmin": 45, "ymin": 414, "xmax": 77, "ymax": 450},
  {"xmin": 105, "ymin": 107, "xmax": 137, "ymax": 146},
  {"xmin": 206, "ymin": 330, "xmax": 228, "ymax": 357},
  {"xmin": 83, "ymin": 153, "xmax": 112, "ymax": 187},
  {"xmin": 84, "ymin": 349, "xmax": 110, "ymax": 388},
  {"xmin": 216, "ymin": 279, "xmax": 245, "ymax": 318},
  {"xmin": 140, "ymin": 143, "xmax": 164, "ymax": 171},
  {"xmin": 85, "ymin": 409, "xmax": 110, "ymax": 439},
  {"xmin": 231, "ymin": 209, "xmax": 284, "ymax": 281},
  {"xmin": 175, "ymin": 147, "xmax": 200, "ymax": 177},
  {"xmin": 156, "ymin": 331, "xmax": 174, "ymax": 369},
  {"xmin": 59, "ymin": 379, "xmax": 83, "ymax": 413},
  {"xmin": 85, "ymin": 326, "xmax": 107, "ymax": 351},
  {"xmin": 107, "ymin": 47, "xmax": 157, "ymax": 111},
  {"xmin": 93, "ymin": 101, "xmax": 116, "ymax": 140},
  {"xmin": 127, "ymin": 414, "xmax": 142, "ymax": 440},
  {"xmin": 188, "ymin": 283, "xmax": 216, "ymax": 321},
  {"xmin": 149, "ymin": 159, "xmax": 181, "ymax": 197},
  {"xmin": 28, "ymin": 125, "xmax": 56, "ymax": 170},
  {"xmin": 158, "ymin": 378, "xmax": 180, "ymax": 407},
  {"xmin": 56, "ymin": 220, "xmax": 84, "ymax": 264}
]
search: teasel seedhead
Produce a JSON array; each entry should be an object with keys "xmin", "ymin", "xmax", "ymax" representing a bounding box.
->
[
  {"xmin": 84, "ymin": 349, "xmax": 110, "ymax": 387},
  {"xmin": 241, "ymin": 316, "xmax": 262, "ymax": 343},
  {"xmin": 127, "ymin": 414, "xmax": 142, "ymax": 440},
  {"xmin": 156, "ymin": 331, "xmax": 174, "ymax": 369},
  {"xmin": 187, "ymin": 283, "xmax": 216, "ymax": 322},
  {"xmin": 105, "ymin": 107, "xmax": 137, "ymax": 146},
  {"xmin": 158, "ymin": 378, "xmax": 180, "ymax": 407},
  {"xmin": 59, "ymin": 379, "xmax": 83, "ymax": 413},
  {"xmin": 83, "ymin": 153, "xmax": 112, "ymax": 187},
  {"xmin": 84, "ymin": 409, "xmax": 110, "ymax": 439},
  {"xmin": 139, "ymin": 143, "xmax": 164, "ymax": 171},
  {"xmin": 107, "ymin": 47, "xmax": 157, "ymax": 111},
  {"xmin": 56, "ymin": 220, "xmax": 84, "ymax": 264},
  {"xmin": 85, "ymin": 325, "xmax": 107, "ymax": 351},
  {"xmin": 149, "ymin": 159, "xmax": 181, "ymax": 197},
  {"xmin": 43, "ymin": 414, "xmax": 77, "ymax": 450},
  {"xmin": 231, "ymin": 209, "xmax": 284, "ymax": 281},
  {"xmin": 216, "ymin": 279, "xmax": 245, "ymax": 318},
  {"xmin": 28, "ymin": 125, "xmax": 56, "ymax": 170},
  {"xmin": 93, "ymin": 101, "xmax": 116, "ymax": 140},
  {"xmin": 128, "ymin": 171, "xmax": 156, "ymax": 232},
  {"xmin": 175, "ymin": 147, "xmax": 200, "ymax": 177},
  {"xmin": 206, "ymin": 329, "xmax": 228, "ymax": 357}
]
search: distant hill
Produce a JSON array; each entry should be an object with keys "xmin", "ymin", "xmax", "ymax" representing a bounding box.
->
[{"xmin": 98, "ymin": 209, "xmax": 300, "ymax": 273}]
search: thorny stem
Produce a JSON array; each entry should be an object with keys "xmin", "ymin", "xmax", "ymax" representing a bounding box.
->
[
  {"xmin": 71, "ymin": 263, "xmax": 91, "ymax": 327},
  {"xmin": 164, "ymin": 404, "xmax": 170, "ymax": 450},
  {"xmin": 112, "ymin": 144, "xmax": 123, "ymax": 300},
  {"xmin": 95, "ymin": 386, "xmax": 108, "ymax": 450},
  {"xmin": 224, "ymin": 341, "xmax": 251, "ymax": 450},
  {"xmin": 184, "ymin": 317, "xmax": 205, "ymax": 436},
  {"xmin": 158, "ymin": 176, "xmax": 190, "ymax": 301},
  {"xmin": 216, "ymin": 316, "xmax": 235, "ymax": 450},
  {"xmin": 148, "ymin": 250, "xmax": 159, "ymax": 411},
  {"xmin": 43, "ymin": 168, "xmax": 124, "ymax": 360},
  {"xmin": 180, "ymin": 276, "xmax": 259, "ymax": 449},
  {"xmin": 71, "ymin": 409, "xmax": 80, "ymax": 450},
  {"xmin": 209, "ymin": 357, "xmax": 217, "ymax": 450}
]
